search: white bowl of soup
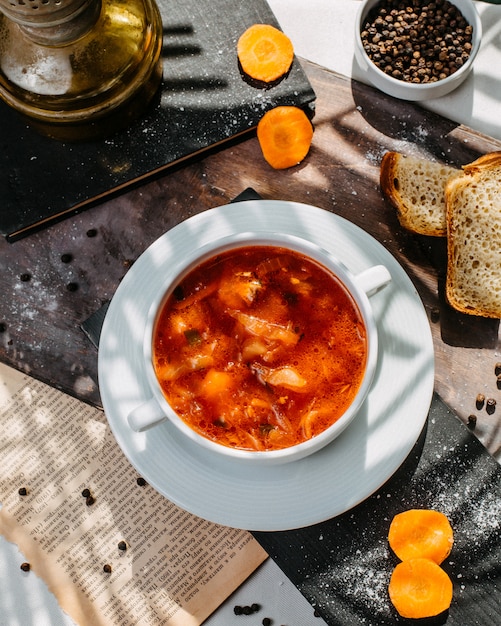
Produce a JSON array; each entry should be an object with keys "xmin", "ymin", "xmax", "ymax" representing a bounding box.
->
[{"xmin": 127, "ymin": 232, "xmax": 391, "ymax": 465}]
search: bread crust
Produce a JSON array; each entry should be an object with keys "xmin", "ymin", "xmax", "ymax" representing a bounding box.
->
[
  {"xmin": 379, "ymin": 151, "xmax": 401, "ymax": 209},
  {"xmin": 380, "ymin": 151, "xmax": 460, "ymax": 237},
  {"xmin": 462, "ymin": 151, "xmax": 501, "ymax": 175},
  {"xmin": 380, "ymin": 151, "xmax": 425, "ymax": 234}
]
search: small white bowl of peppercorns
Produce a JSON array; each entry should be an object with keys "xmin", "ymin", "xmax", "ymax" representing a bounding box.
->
[{"xmin": 355, "ymin": 0, "xmax": 482, "ymax": 101}]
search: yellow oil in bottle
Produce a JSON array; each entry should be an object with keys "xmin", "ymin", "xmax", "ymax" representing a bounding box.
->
[{"xmin": 0, "ymin": 0, "xmax": 163, "ymax": 140}]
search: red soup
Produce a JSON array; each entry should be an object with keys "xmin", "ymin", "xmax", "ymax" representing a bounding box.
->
[{"xmin": 153, "ymin": 246, "xmax": 367, "ymax": 451}]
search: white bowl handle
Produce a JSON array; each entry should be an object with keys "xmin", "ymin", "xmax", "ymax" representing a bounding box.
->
[
  {"xmin": 128, "ymin": 397, "xmax": 167, "ymax": 432},
  {"xmin": 354, "ymin": 265, "xmax": 391, "ymax": 297}
]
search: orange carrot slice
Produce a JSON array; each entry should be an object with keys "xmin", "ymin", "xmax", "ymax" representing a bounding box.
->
[
  {"xmin": 257, "ymin": 106, "xmax": 313, "ymax": 170},
  {"xmin": 388, "ymin": 558, "xmax": 453, "ymax": 619},
  {"xmin": 237, "ymin": 24, "xmax": 294, "ymax": 83},
  {"xmin": 388, "ymin": 509, "xmax": 454, "ymax": 564}
]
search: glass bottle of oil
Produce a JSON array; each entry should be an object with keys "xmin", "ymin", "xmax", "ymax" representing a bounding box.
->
[{"xmin": 0, "ymin": 0, "xmax": 163, "ymax": 140}]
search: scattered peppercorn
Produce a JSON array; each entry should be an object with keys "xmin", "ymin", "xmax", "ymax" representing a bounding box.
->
[
  {"xmin": 20, "ymin": 273, "xmax": 31, "ymax": 282},
  {"xmin": 103, "ymin": 564, "xmax": 112, "ymax": 573},
  {"xmin": 497, "ymin": 374, "xmax": 501, "ymax": 390},
  {"xmin": 430, "ymin": 307, "xmax": 440, "ymax": 323},
  {"xmin": 60, "ymin": 253, "xmax": 73, "ymax": 263},
  {"xmin": 495, "ymin": 362, "xmax": 501, "ymax": 376},
  {"xmin": 118, "ymin": 541, "xmax": 127, "ymax": 551},
  {"xmin": 86, "ymin": 228, "xmax": 98, "ymax": 238},
  {"xmin": 486, "ymin": 398, "xmax": 496, "ymax": 414},
  {"xmin": 66, "ymin": 282, "xmax": 79, "ymax": 292},
  {"xmin": 234, "ymin": 604, "xmax": 261, "ymax": 616},
  {"xmin": 18, "ymin": 487, "xmax": 28, "ymax": 496},
  {"xmin": 262, "ymin": 618, "xmax": 272, "ymax": 626},
  {"xmin": 467, "ymin": 414, "xmax": 477, "ymax": 429},
  {"xmin": 0, "ymin": 322, "xmax": 6, "ymax": 332},
  {"xmin": 476, "ymin": 393, "xmax": 485, "ymax": 410},
  {"xmin": 20, "ymin": 562, "xmax": 30, "ymax": 572},
  {"xmin": 136, "ymin": 477, "xmax": 147, "ymax": 486},
  {"xmin": 82, "ymin": 488, "xmax": 95, "ymax": 505},
  {"xmin": 360, "ymin": 0, "xmax": 473, "ymax": 84}
]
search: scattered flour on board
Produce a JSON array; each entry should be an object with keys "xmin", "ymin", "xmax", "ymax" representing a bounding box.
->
[
  {"xmin": 302, "ymin": 541, "xmax": 393, "ymax": 624},
  {"xmin": 419, "ymin": 435, "xmax": 501, "ymax": 543},
  {"xmin": 364, "ymin": 144, "xmax": 387, "ymax": 166},
  {"xmin": 431, "ymin": 472, "xmax": 501, "ymax": 543}
]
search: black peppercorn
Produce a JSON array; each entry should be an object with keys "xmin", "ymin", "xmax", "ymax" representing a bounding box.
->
[
  {"xmin": 60, "ymin": 253, "xmax": 73, "ymax": 263},
  {"xmin": 18, "ymin": 487, "xmax": 28, "ymax": 496},
  {"xmin": 103, "ymin": 564, "xmax": 112, "ymax": 573},
  {"xmin": 118, "ymin": 541, "xmax": 127, "ymax": 551},
  {"xmin": 233, "ymin": 605, "xmax": 243, "ymax": 615},
  {"xmin": 467, "ymin": 414, "xmax": 477, "ymax": 429},
  {"xmin": 475, "ymin": 394, "xmax": 485, "ymax": 410},
  {"xmin": 136, "ymin": 477, "xmax": 147, "ymax": 486},
  {"xmin": 81, "ymin": 488, "xmax": 91, "ymax": 498},
  {"xmin": 262, "ymin": 618, "xmax": 272, "ymax": 626},
  {"xmin": 495, "ymin": 362, "xmax": 501, "ymax": 376},
  {"xmin": 251, "ymin": 603, "xmax": 261, "ymax": 613},
  {"xmin": 242, "ymin": 606, "xmax": 253, "ymax": 615},
  {"xmin": 20, "ymin": 562, "xmax": 30, "ymax": 572},
  {"xmin": 20, "ymin": 273, "xmax": 31, "ymax": 282},
  {"xmin": 486, "ymin": 398, "xmax": 496, "ymax": 415},
  {"xmin": 86, "ymin": 495, "xmax": 95, "ymax": 506},
  {"xmin": 360, "ymin": 0, "xmax": 473, "ymax": 85},
  {"xmin": 86, "ymin": 228, "xmax": 98, "ymax": 238},
  {"xmin": 66, "ymin": 282, "xmax": 79, "ymax": 292}
]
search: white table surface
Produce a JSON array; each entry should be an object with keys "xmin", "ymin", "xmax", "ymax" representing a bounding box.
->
[{"xmin": 2, "ymin": 1, "xmax": 500, "ymax": 624}]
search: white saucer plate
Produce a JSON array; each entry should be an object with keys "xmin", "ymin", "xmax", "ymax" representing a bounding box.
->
[{"xmin": 98, "ymin": 200, "xmax": 434, "ymax": 531}]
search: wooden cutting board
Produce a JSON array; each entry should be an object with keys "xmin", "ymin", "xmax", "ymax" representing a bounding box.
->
[
  {"xmin": 0, "ymin": 56, "xmax": 500, "ymax": 626},
  {"xmin": 0, "ymin": 0, "xmax": 315, "ymax": 240}
]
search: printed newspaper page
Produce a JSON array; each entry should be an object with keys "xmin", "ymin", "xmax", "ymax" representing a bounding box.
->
[{"xmin": 0, "ymin": 363, "xmax": 267, "ymax": 625}]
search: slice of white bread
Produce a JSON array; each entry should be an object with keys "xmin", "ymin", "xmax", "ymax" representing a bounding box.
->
[
  {"xmin": 445, "ymin": 151, "xmax": 501, "ymax": 318},
  {"xmin": 380, "ymin": 151, "xmax": 462, "ymax": 237}
]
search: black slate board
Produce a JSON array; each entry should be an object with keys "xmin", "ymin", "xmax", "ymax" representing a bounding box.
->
[
  {"xmin": 0, "ymin": 0, "xmax": 315, "ymax": 241},
  {"xmin": 252, "ymin": 393, "xmax": 501, "ymax": 626}
]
